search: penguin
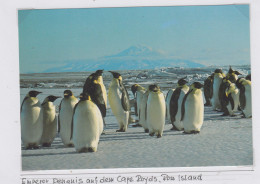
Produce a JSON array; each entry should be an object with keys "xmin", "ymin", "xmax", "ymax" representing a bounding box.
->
[
  {"xmin": 246, "ymin": 74, "xmax": 251, "ymax": 81},
  {"xmin": 146, "ymin": 84, "xmax": 166, "ymax": 138},
  {"xmin": 21, "ymin": 90, "xmax": 43, "ymax": 149},
  {"xmin": 169, "ymin": 78, "xmax": 189, "ymax": 131},
  {"xmin": 71, "ymin": 93, "xmax": 103, "ymax": 153},
  {"xmin": 131, "ymin": 84, "xmax": 138, "ymax": 116},
  {"xmin": 236, "ymin": 78, "xmax": 252, "ymax": 118},
  {"xmin": 40, "ymin": 95, "xmax": 60, "ymax": 147},
  {"xmin": 165, "ymin": 89, "xmax": 175, "ymax": 122},
  {"xmin": 58, "ymin": 90, "xmax": 78, "ymax": 147},
  {"xmin": 108, "ymin": 71, "xmax": 131, "ymax": 132},
  {"xmin": 211, "ymin": 69, "xmax": 224, "ymax": 110},
  {"xmin": 226, "ymin": 66, "xmax": 242, "ymax": 83},
  {"xmin": 225, "ymin": 83, "xmax": 240, "ymax": 116},
  {"xmin": 131, "ymin": 84, "xmax": 146, "ymax": 122},
  {"xmin": 218, "ymin": 77, "xmax": 232, "ymax": 115},
  {"xmin": 203, "ymin": 74, "xmax": 214, "ymax": 106},
  {"xmin": 139, "ymin": 89, "xmax": 150, "ymax": 133},
  {"xmin": 181, "ymin": 82, "xmax": 204, "ymax": 134},
  {"xmin": 83, "ymin": 70, "xmax": 107, "ymax": 128}
]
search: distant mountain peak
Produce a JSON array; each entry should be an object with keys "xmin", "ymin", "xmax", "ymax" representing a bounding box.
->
[{"xmin": 107, "ymin": 45, "xmax": 165, "ymax": 58}]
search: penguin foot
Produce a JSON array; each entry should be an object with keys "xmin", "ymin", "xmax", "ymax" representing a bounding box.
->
[
  {"xmin": 149, "ymin": 133, "xmax": 155, "ymax": 136},
  {"xmin": 221, "ymin": 113, "xmax": 229, "ymax": 116},
  {"xmin": 132, "ymin": 123, "xmax": 142, "ymax": 127},
  {"xmin": 116, "ymin": 128, "xmax": 125, "ymax": 132},
  {"xmin": 144, "ymin": 129, "xmax": 149, "ymax": 133},
  {"xmin": 67, "ymin": 144, "xmax": 74, "ymax": 147},
  {"xmin": 183, "ymin": 131, "xmax": 199, "ymax": 134},
  {"xmin": 33, "ymin": 145, "xmax": 39, "ymax": 149},
  {"xmin": 157, "ymin": 134, "xmax": 162, "ymax": 138},
  {"xmin": 190, "ymin": 130, "xmax": 200, "ymax": 134},
  {"xmin": 170, "ymin": 125, "xmax": 178, "ymax": 131},
  {"xmin": 42, "ymin": 143, "xmax": 51, "ymax": 147},
  {"xmin": 78, "ymin": 147, "xmax": 88, "ymax": 153},
  {"xmin": 230, "ymin": 114, "xmax": 236, "ymax": 117}
]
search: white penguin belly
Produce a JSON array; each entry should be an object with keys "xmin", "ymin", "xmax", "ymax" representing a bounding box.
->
[
  {"xmin": 147, "ymin": 93, "xmax": 165, "ymax": 135},
  {"xmin": 41, "ymin": 104, "xmax": 57, "ymax": 144},
  {"xmin": 59, "ymin": 100, "xmax": 78, "ymax": 146},
  {"xmin": 21, "ymin": 99, "xmax": 43, "ymax": 146},
  {"xmin": 108, "ymin": 88, "xmax": 129, "ymax": 128},
  {"xmin": 211, "ymin": 78, "xmax": 222, "ymax": 110},
  {"xmin": 243, "ymin": 85, "xmax": 252, "ymax": 118},
  {"xmin": 72, "ymin": 101, "xmax": 102, "ymax": 152},
  {"xmin": 183, "ymin": 92, "xmax": 204, "ymax": 133}
]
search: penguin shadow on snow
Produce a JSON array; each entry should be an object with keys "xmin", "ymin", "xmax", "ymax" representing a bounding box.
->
[{"xmin": 22, "ymin": 150, "xmax": 77, "ymax": 157}]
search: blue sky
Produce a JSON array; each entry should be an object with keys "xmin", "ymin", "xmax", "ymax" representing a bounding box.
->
[{"xmin": 18, "ymin": 5, "xmax": 250, "ymax": 73}]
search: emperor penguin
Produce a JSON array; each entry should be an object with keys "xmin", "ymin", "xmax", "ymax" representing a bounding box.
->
[
  {"xmin": 40, "ymin": 95, "xmax": 60, "ymax": 147},
  {"xmin": 165, "ymin": 89, "xmax": 175, "ymax": 122},
  {"xmin": 83, "ymin": 70, "xmax": 107, "ymax": 128},
  {"xmin": 21, "ymin": 90, "xmax": 43, "ymax": 149},
  {"xmin": 71, "ymin": 93, "xmax": 103, "ymax": 153},
  {"xmin": 58, "ymin": 90, "xmax": 78, "ymax": 147},
  {"xmin": 218, "ymin": 77, "xmax": 232, "ymax": 115},
  {"xmin": 169, "ymin": 78, "xmax": 189, "ymax": 131},
  {"xmin": 146, "ymin": 84, "xmax": 166, "ymax": 138},
  {"xmin": 108, "ymin": 71, "xmax": 131, "ymax": 132},
  {"xmin": 246, "ymin": 74, "xmax": 251, "ymax": 81},
  {"xmin": 211, "ymin": 69, "xmax": 224, "ymax": 111},
  {"xmin": 226, "ymin": 66, "xmax": 241, "ymax": 83},
  {"xmin": 236, "ymin": 78, "xmax": 252, "ymax": 118},
  {"xmin": 139, "ymin": 89, "xmax": 150, "ymax": 133},
  {"xmin": 131, "ymin": 84, "xmax": 146, "ymax": 122},
  {"xmin": 131, "ymin": 85, "xmax": 138, "ymax": 116},
  {"xmin": 203, "ymin": 74, "xmax": 214, "ymax": 106},
  {"xmin": 181, "ymin": 82, "xmax": 204, "ymax": 134},
  {"xmin": 225, "ymin": 83, "xmax": 240, "ymax": 116}
]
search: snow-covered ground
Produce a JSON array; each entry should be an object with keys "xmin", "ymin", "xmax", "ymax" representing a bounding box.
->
[{"xmin": 20, "ymin": 66, "xmax": 252, "ymax": 171}]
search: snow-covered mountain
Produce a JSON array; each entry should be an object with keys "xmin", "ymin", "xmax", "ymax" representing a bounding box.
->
[{"xmin": 44, "ymin": 45, "xmax": 205, "ymax": 73}]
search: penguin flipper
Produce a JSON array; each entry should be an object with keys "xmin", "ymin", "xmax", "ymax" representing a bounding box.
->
[
  {"xmin": 181, "ymin": 89, "xmax": 193, "ymax": 121},
  {"xmin": 169, "ymin": 88, "xmax": 181, "ymax": 123},
  {"xmin": 228, "ymin": 94, "xmax": 235, "ymax": 110},
  {"xmin": 20, "ymin": 96, "xmax": 28, "ymax": 113},
  {"xmin": 119, "ymin": 81, "xmax": 130, "ymax": 111},
  {"xmin": 70, "ymin": 101, "xmax": 80, "ymax": 140},
  {"xmin": 91, "ymin": 84, "xmax": 106, "ymax": 117},
  {"xmin": 239, "ymin": 86, "xmax": 246, "ymax": 110},
  {"xmin": 58, "ymin": 99, "xmax": 63, "ymax": 133}
]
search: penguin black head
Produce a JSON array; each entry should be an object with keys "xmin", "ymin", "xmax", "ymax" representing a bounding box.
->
[
  {"xmin": 28, "ymin": 90, "xmax": 42, "ymax": 97},
  {"xmin": 192, "ymin": 82, "xmax": 203, "ymax": 89},
  {"xmin": 246, "ymin": 74, "xmax": 251, "ymax": 81},
  {"xmin": 228, "ymin": 66, "xmax": 234, "ymax": 74},
  {"xmin": 131, "ymin": 84, "xmax": 138, "ymax": 96},
  {"xmin": 79, "ymin": 93, "xmax": 91, "ymax": 101},
  {"xmin": 63, "ymin": 90, "xmax": 73, "ymax": 98},
  {"xmin": 234, "ymin": 71, "xmax": 242, "ymax": 75},
  {"xmin": 109, "ymin": 71, "xmax": 121, "ymax": 79},
  {"xmin": 214, "ymin": 69, "xmax": 223, "ymax": 74},
  {"xmin": 95, "ymin": 70, "xmax": 104, "ymax": 76},
  {"xmin": 46, "ymin": 95, "xmax": 61, "ymax": 102},
  {"xmin": 177, "ymin": 77, "xmax": 188, "ymax": 86},
  {"xmin": 149, "ymin": 84, "xmax": 160, "ymax": 92}
]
